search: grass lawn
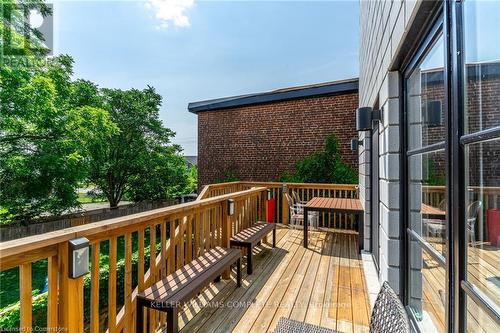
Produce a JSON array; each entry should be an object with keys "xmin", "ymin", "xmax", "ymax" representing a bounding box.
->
[
  {"xmin": 0, "ymin": 227, "xmax": 160, "ymax": 310},
  {"xmin": 77, "ymin": 192, "xmax": 107, "ymax": 204}
]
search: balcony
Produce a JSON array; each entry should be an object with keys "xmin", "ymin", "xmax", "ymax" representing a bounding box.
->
[{"xmin": 0, "ymin": 181, "xmax": 370, "ymax": 332}]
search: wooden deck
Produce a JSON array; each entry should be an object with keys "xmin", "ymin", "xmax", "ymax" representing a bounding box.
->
[{"xmin": 172, "ymin": 227, "xmax": 371, "ymax": 333}]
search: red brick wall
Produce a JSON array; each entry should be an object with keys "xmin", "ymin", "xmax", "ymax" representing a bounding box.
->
[{"xmin": 197, "ymin": 92, "xmax": 359, "ymax": 187}]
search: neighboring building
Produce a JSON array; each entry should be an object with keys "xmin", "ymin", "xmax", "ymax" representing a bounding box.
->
[
  {"xmin": 189, "ymin": 79, "xmax": 359, "ymax": 187},
  {"xmin": 184, "ymin": 155, "xmax": 197, "ymax": 168},
  {"xmin": 358, "ymin": 1, "xmax": 499, "ymax": 332}
]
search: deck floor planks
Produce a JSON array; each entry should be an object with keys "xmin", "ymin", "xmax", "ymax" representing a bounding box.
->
[
  {"xmin": 336, "ymin": 233, "xmax": 355, "ymax": 333},
  {"xmin": 180, "ymin": 228, "xmax": 294, "ymax": 332},
  {"xmin": 348, "ymin": 233, "xmax": 370, "ymax": 333},
  {"xmin": 248, "ymin": 233, "xmax": 310, "ymax": 332},
  {"xmin": 287, "ymin": 232, "xmax": 324, "ymax": 323},
  {"xmin": 304, "ymin": 232, "xmax": 334, "ymax": 326},
  {"xmin": 175, "ymin": 228, "xmax": 370, "ymax": 333}
]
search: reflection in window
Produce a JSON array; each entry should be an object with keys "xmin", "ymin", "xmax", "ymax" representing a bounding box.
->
[
  {"xmin": 409, "ymin": 239, "xmax": 446, "ymax": 332},
  {"xmin": 466, "ymin": 296, "xmax": 500, "ymax": 333},
  {"xmin": 464, "ymin": 0, "xmax": 500, "ymax": 134},
  {"xmin": 407, "ymin": 35, "xmax": 446, "ymax": 151},
  {"xmin": 465, "ymin": 139, "xmax": 500, "ymax": 307},
  {"xmin": 409, "ymin": 150, "xmax": 447, "ymax": 255}
]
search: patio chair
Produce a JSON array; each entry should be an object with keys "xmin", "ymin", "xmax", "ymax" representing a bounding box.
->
[
  {"xmin": 272, "ymin": 281, "xmax": 409, "ymax": 333},
  {"xmin": 284, "ymin": 193, "xmax": 319, "ymax": 229},
  {"xmin": 291, "ymin": 190, "xmax": 307, "ymax": 205},
  {"xmin": 467, "ymin": 200, "xmax": 482, "ymax": 247}
]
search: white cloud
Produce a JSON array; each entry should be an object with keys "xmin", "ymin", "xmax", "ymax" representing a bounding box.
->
[{"xmin": 146, "ymin": 0, "xmax": 194, "ymax": 29}]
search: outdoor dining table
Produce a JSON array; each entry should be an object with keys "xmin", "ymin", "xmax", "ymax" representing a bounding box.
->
[
  {"xmin": 303, "ymin": 197, "xmax": 364, "ymax": 253},
  {"xmin": 421, "ymin": 203, "xmax": 446, "ymax": 220}
]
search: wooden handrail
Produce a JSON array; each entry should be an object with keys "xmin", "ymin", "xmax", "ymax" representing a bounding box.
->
[
  {"xmin": 0, "ymin": 187, "xmax": 266, "ymax": 262},
  {"xmin": 0, "ymin": 186, "xmax": 267, "ymax": 332}
]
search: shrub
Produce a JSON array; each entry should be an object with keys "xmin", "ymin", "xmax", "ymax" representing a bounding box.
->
[{"xmin": 278, "ymin": 134, "xmax": 358, "ymax": 184}]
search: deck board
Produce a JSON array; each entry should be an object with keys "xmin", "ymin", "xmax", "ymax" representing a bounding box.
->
[{"xmin": 173, "ymin": 228, "xmax": 370, "ymax": 333}]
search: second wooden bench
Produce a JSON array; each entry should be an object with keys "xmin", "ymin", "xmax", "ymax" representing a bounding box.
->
[{"xmin": 230, "ymin": 222, "xmax": 276, "ymax": 275}]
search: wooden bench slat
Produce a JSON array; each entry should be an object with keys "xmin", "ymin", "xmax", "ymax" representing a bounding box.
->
[
  {"xmin": 230, "ymin": 222, "xmax": 276, "ymax": 275},
  {"xmin": 165, "ymin": 249, "xmax": 240, "ymax": 306},
  {"xmin": 136, "ymin": 246, "xmax": 241, "ymax": 333},
  {"xmin": 138, "ymin": 247, "xmax": 239, "ymax": 303},
  {"xmin": 230, "ymin": 222, "xmax": 275, "ymax": 245}
]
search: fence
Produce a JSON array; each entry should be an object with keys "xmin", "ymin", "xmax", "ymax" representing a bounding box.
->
[{"xmin": 0, "ymin": 199, "xmax": 179, "ymax": 242}]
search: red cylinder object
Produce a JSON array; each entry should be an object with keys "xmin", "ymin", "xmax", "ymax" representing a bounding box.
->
[
  {"xmin": 266, "ymin": 198, "xmax": 276, "ymax": 223},
  {"xmin": 487, "ymin": 209, "xmax": 500, "ymax": 246}
]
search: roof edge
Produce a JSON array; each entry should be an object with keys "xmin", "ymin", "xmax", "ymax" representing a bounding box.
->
[{"xmin": 188, "ymin": 78, "xmax": 359, "ymax": 114}]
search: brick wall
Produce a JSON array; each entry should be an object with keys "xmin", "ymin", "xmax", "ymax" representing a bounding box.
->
[{"xmin": 197, "ymin": 92, "xmax": 358, "ymax": 187}]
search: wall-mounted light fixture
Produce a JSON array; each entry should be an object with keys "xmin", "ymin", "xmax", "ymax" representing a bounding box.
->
[
  {"xmin": 356, "ymin": 107, "xmax": 383, "ymax": 131},
  {"xmin": 68, "ymin": 237, "xmax": 90, "ymax": 279},
  {"xmin": 227, "ymin": 199, "xmax": 235, "ymax": 216},
  {"xmin": 267, "ymin": 189, "xmax": 272, "ymax": 200},
  {"xmin": 350, "ymin": 138, "xmax": 364, "ymax": 151}
]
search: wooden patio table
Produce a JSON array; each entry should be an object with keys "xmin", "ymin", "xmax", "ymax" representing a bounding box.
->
[
  {"xmin": 421, "ymin": 203, "xmax": 446, "ymax": 220},
  {"xmin": 303, "ymin": 197, "xmax": 364, "ymax": 253}
]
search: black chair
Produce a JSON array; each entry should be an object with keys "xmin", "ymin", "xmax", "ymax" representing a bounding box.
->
[
  {"xmin": 273, "ymin": 281, "xmax": 410, "ymax": 333},
  {"xmin": 369, "ymin": 281, "xmax": 410, "ymax": 333}
]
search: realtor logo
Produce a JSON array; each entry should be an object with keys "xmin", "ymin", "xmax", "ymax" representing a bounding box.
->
[{"xmin": 2, "ymin": 1, "xmax": 53, "ymax": 56}]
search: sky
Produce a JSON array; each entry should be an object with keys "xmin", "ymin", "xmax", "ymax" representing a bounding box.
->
[{"xmin": 53, "ymin": 0, "xmax": 360, "ymax": 156}]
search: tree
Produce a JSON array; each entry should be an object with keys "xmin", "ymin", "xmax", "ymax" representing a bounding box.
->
[
  {"xmin": 87, "ymin": 87, "xmax": 188, "ymax": 208},
  {"xmin": 0, "ymin": 56, "xmax": 117, "ymax": 222},
  {"xmin": 278, "ymin": 134, "xmax": 358, "ymax": 184}
]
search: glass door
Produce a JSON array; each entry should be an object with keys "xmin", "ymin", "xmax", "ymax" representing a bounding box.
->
[
  {"xmin": 459, "ymin": 0, "xmax": 500, "ymax": 331},
  {"xmin": 405, "ymin": 27, "xmax": 448, "ymax": 332}
]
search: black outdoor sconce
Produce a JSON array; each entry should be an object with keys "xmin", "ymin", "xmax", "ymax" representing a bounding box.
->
[
  {"xmin": 350, "ymin": 138, "xmax": 364, "ymax": 151},
  {"xmin": 356, "ymin": 106, "xmax": 383, "ymax": 131},
  {"xmin": 227, "ymin": 199, "xmax": 235, "ymax": 216},
  {"xmin": 68, "ymin": 237, "xmax": 90, "ymax": 279}
]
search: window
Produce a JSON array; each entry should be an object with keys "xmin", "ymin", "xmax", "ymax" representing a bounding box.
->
[
  {"xmin": 461, "ymin": 0, "xmax": 500, "ymax": 331},
  {"xmin": 405, "ymin": 27, "xmax": 447, "ymax": 332},
  {"xmin": 403, "ymin": 1, "xmax": 500, "ymax": 331}
]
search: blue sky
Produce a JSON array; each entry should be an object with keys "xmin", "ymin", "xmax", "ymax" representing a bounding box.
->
[{"xmin": 54, "ymin": 1, "xmax": 360, "ymax": 155}]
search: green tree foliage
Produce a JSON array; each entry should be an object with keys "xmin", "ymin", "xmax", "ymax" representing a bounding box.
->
[
  {"xmin": 87, "ymin": 87, "xmax": 188, "ymax": 207},
  {"xmin": 278, "ymin": 134, "xmax": 358, "ymax": 184},
  {"xmin": 185, "ymin": 166, "xmax": 198, "ymax": 194},
  {"xmin": 0, "ymin": 55, "xmax": 117, "ymax": 222},
  {"xmin": 0, "ymin": 0, "xmax": 193, "ymax": 221}
]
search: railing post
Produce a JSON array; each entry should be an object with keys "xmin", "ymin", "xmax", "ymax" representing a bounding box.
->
[
  {"xmin": 221, "ymin": 200, "xmax": 232, "ymax": 279},
  {"xmin": 282, "ymin": 185, "xmax": 289, "ymax": 225},
  {"xmin": 58, "ymin": 242, "xmax": 84, "ymax": 333}
]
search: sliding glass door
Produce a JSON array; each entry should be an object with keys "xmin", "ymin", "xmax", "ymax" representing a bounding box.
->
[
  {"xmin": 460, "ymin": 0, "xmax": 500, "ymax": 331},
  {"xmin": 403, "ymin": 1, "xmax": 500, "ymax": 331},
  {"xmin": 405, "ymin": 24, "xmax": 448, "ymax": 332}
]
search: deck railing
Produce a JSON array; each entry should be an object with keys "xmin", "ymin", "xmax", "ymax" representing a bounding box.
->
[
  {"xmin": 422, "ymin": 185, "xmax": 500, "ymax": 211},
  {"xmin": 198, "ymin": 181, "xmax": 359, "ymax": 228},
  {"xmin": 0, "ymin": 187, "xmax": 267, "ymax": 333}
]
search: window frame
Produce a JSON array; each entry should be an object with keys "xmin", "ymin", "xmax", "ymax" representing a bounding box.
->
[
  {"xmin": 402, "ymin": 12, "xmax": 450, "ymax": 332},
  {"xmin": 400, "ymin": 1, "xmax": 500, "ymax": 331}
]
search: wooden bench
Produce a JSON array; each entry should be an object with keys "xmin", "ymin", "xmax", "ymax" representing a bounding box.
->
[
  {"xmin": 230, "ymin": 222, "xmax": 276, "ymax": 275},
  {"xmin": 136, "ymin": 247, "xmax": 241, "ymax": 333}
]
